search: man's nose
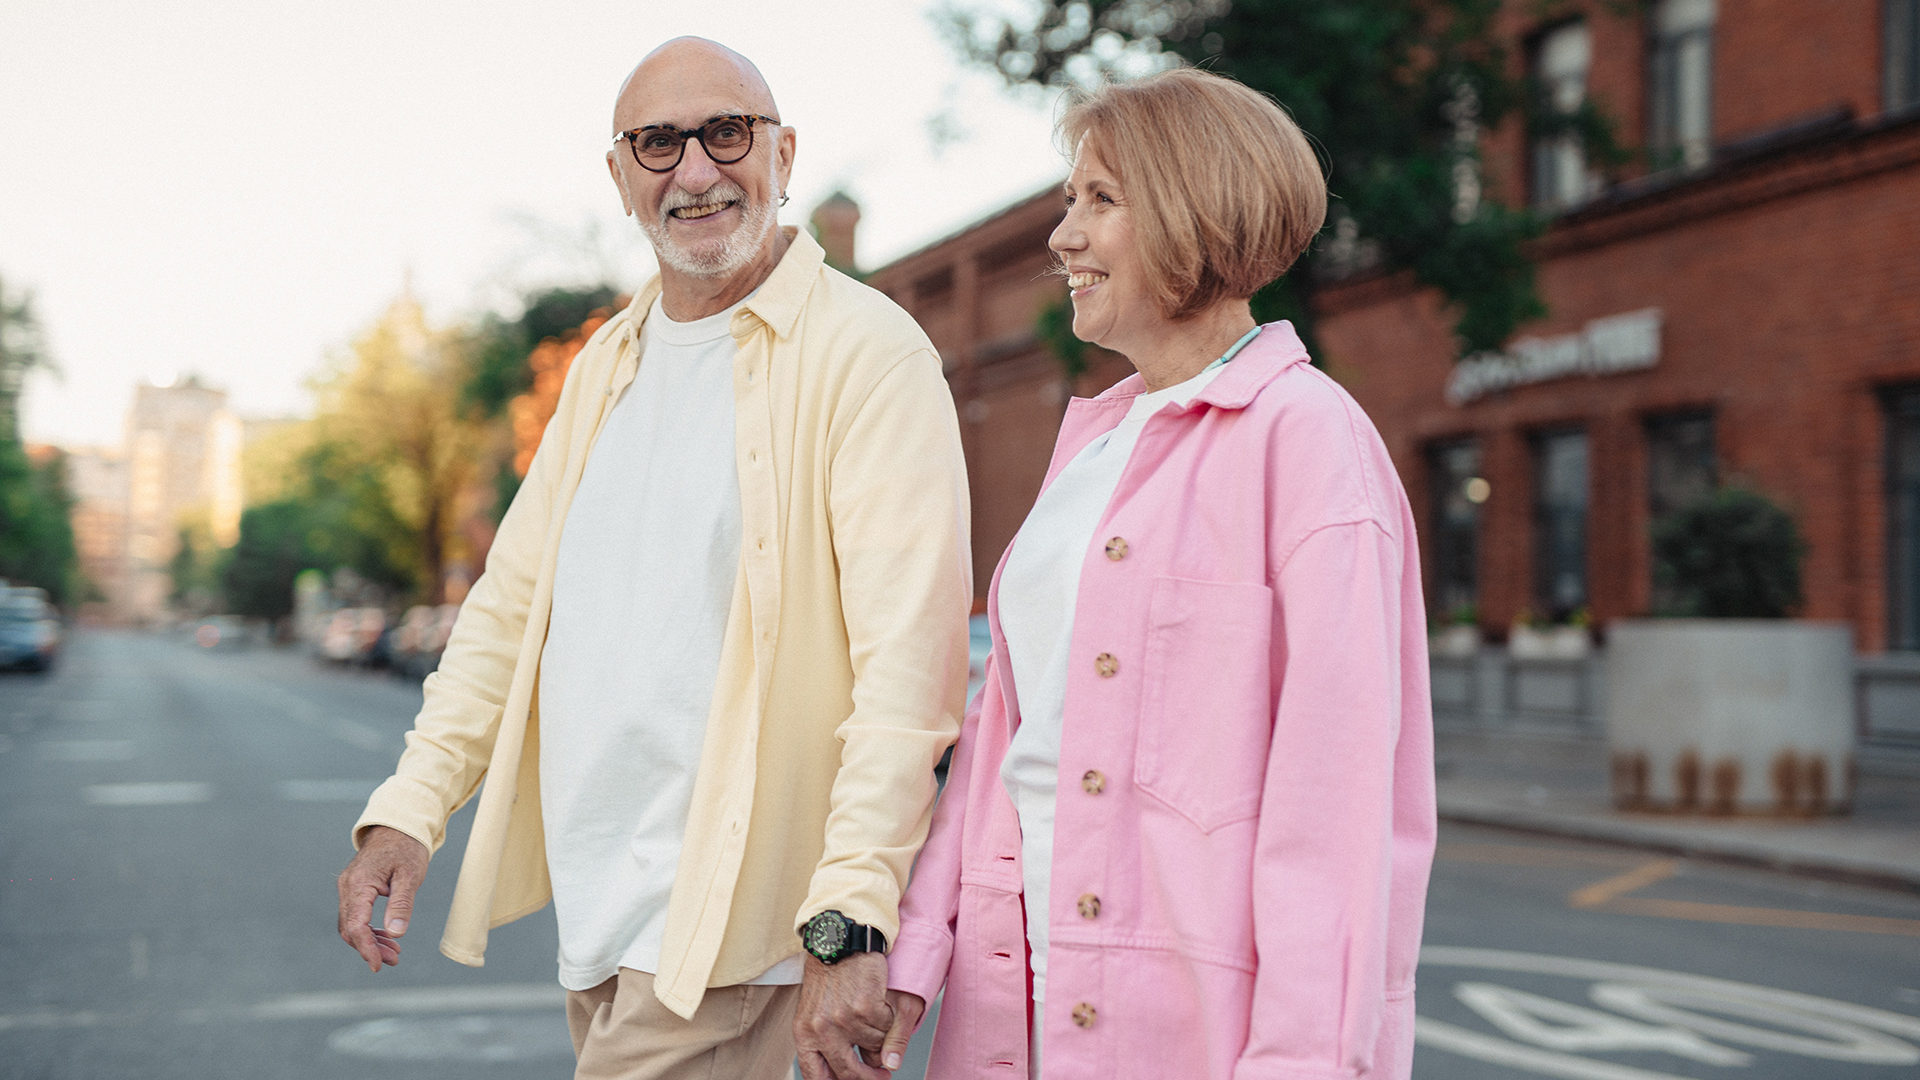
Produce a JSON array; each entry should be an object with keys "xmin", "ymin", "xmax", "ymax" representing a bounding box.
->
[{"xmin": 673, "ymin": 139, "xmax": 725, "ymax": 190}]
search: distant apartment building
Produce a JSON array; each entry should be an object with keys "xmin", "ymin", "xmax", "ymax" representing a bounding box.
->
[
  {"xmin": 119, "ymin": 377, "xmax": 243, "ymax": 623},
  {"xmin": 63, "ymin": 446, "xmax": 129, "ymax": 613}
]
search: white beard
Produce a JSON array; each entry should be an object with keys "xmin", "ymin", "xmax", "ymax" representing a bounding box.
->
[{"xmin": 639, "ymin": 157, "xmax": 781, "ymax": 278}]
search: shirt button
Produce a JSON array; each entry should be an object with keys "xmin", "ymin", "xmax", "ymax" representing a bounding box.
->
[
  {"xmin": 757, "ymin": 538, "xmax": 767, "ymax": 552},
  {"xmin": 1071, "ymin": 1002, "xmax": 1097, "ymax": 1028},
  {"xmin": 749, "ymin": 449, "xmax": 757, "ymax": 462},
  {"xmin": 1081, "ymin": 770, "xmax": 1106, "ymax": 794},
  {"xmin": 1104, "ymin": 537, "xmax": 1129, "ymax": 560},
  {"xmin": 1094, "ymin": 653, "xmax": 1118, "ymax": 678},
  {"xmin": 1077, "ymin": 894, "xmax": 1101, "ymax": 919}
]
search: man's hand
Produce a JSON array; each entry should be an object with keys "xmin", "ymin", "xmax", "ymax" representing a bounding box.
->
[
  {"xmin": 795, "ymin": 953, "xmax": 895, "ymax": 1079},
  {"xmin": 336, "ymin": 825, "xmax": 428, "ymax": 974}
]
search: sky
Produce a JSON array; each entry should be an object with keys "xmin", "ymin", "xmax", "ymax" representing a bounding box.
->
[{"xmin": 2, "ymin": 0, "xmax": 1067, "ymax": 446}]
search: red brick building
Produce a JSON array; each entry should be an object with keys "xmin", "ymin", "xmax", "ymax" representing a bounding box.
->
[{"xmin": 869, "ymin": 0, "xmax": 1920, "ymax": 651}]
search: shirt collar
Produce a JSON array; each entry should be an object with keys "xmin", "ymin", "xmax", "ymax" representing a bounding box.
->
[{"xmin": 1089, "ymin": 320, "xmax": 1311, "ymax": 412}]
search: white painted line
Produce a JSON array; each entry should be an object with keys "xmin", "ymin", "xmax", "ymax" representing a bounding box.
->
[
  {"xmin": 248, "ymin": 984, "xmax": 566, "ymax": 1021},
  {"xmin": 83, "ymin": 782, "xmax": 213, "ymax": 806},
  {"xmin": 38, "ymin": 740, "xmax": 137, "ymax": 762},
  {"xmin": 1416, "ymin": 1016, "xmax": 1692, "ymax": 1080},
  {"xmin": 326, "ymin": 1013, "xmax": 574, "ymax": 1062},
  {"xmin": 280, "ymin": 780, "xmax": 381, "ymax": 803},
  {"xmin": 0, "ymin": 1010, "xmax": 104, "ymax": 1033},
  {"xmin": 0, "ymin": 983, "xmax": 565, "ymax": 1034}
]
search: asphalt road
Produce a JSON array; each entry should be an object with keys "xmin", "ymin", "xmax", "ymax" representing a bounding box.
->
[{"xmin": 3, "ymin": 629, "xmax": 1918, "ymax": 1080}]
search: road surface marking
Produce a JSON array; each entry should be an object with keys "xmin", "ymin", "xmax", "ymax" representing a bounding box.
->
[
  {"xmin": 0, "ymin": 983, "xmax": 565, "ymax": 1033},
  {"xmin": 1419, "ymin": 948, "xmax": 1920, "ymax": 1077},
  {"xmin": 280, "ymin": 779, "xmax": 382, "ymax": 802},
  {"xmin": 248, "ymin": 984, "xmax": 566, "ymax": 1020},
  {"xmin": 1600, "ymin": 896, "xmax": 1920, "ymax": 937},
  {"xmin": 83, "ymin": 782, "xmax": 213, "ymax": 806},
  {"xmin": 0, "ymin": 1011, "xmax": 104, "ymax": 1033},
  {"xmin": 1569, "ymin": 859, "xmax": 1679, "ymax": 908},
  {"xmin": 1416, "ymin": 1016, "xmax": 1699, "ymax": 1080},
  {"xmin": 1563, "ymin": 857, "xmax": 1920, "ymax": 935},
  {"xmin": 326, "ymin": 1013, "xmax": 573, "ymax": 1062},
  {"xmin": 37, "ymin": 740, "xmax": 137, "ymax": 762}
]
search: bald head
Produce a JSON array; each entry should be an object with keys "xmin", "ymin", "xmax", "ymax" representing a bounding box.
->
[{"xmin": 613, "ymin": 37, "xmax": 779, "ymax": 134}]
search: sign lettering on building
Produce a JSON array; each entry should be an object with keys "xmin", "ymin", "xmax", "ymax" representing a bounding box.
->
[{"xmin": 1446, "ymin": 308, "xmax": 1663, "ymax": 405}]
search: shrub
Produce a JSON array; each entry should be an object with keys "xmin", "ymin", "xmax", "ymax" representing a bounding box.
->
[{"xmin": 1651, "ymin": 487, "xmax": 1806, "ymax": 618}]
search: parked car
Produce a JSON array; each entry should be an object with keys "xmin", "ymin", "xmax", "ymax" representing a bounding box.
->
[
  {"xmin": 192, "ymin": 615, "xmax": 251, "ymax": 651},
  {"xmin": 0, "ymin": 588, "xmax": 61, "ymax": 672},
  {"xmin": 390, "ymin": 603, "xmax": 460, "ymax": 680},
  {"xmin": 320, "ymin": 607, "xmax": 387, "ymax": 665}
]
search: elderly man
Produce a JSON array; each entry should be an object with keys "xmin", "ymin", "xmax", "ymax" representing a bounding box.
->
[{"xmin": 335, "ymin": 38, "xmax": 970, "ymax": 1080}]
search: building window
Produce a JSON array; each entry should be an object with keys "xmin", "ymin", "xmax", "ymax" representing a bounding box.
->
[
  {"xmin": 1531, "ymin": 20, "xmax": 1598, "ymax": 211},
  {"xmin": 1892, "ymin": 0, "xmax": 1920, "ymax": 112},
  {"xmin": 1533, "ymin": 429, "xmax": 1590, "ymax": 621},
  {"xmin": 1886, "ymin": 390, "xmax": 1920, "ymax": 648},
  {"xmin": 1428, "ymin": 439, "xmax": 1486, "ymax": 622},
  {"xmin": 1650, "ymin": 0, "xmax": 1715, "ymax": 171},
  {"xmin": 1646, "ymin": 412, "xmax": 1716, "ymax": 612}
]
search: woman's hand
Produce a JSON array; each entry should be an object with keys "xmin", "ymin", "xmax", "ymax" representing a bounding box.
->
[{"xmin": 877, "ymin": 990, "xmax": 927, "ymax": 1071}]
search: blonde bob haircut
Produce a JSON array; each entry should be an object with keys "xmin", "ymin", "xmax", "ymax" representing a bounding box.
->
[{"xmin": 1060, "ymin": 67, "xmax": 1328, "ymax": 321}]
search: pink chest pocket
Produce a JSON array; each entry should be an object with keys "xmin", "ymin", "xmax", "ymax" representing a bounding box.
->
[{"xmin": 1135, "ymin": 577, "xmax": 1275, "ymax": 832}]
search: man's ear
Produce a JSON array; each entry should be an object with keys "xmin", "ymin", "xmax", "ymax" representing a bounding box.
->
[
  {"xmin": 774, "ymin": 126, "xmax": 797, "ymax": 198},
  {"xmin": 607, "ymin": 152, "xmax": 634, "ymax": 216}
]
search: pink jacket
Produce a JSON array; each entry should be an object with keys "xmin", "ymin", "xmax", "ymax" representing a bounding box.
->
[{"xmin": 887, "ymin": 323, "xmax": 1436, "ymax": 1080}]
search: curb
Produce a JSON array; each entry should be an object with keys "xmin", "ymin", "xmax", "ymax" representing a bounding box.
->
[{"xmin": 1437, "ymin": 798, "xmax": 1920, "ymax": 895}]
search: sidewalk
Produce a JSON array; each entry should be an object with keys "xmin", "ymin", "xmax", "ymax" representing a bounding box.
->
[{"xmin": 1434, "ymin": 729, "xmax": 1920, "ymax": 892}]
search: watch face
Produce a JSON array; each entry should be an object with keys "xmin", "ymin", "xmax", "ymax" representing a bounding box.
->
[{"xmin": 804, "ymin": 912, "xmax": 849, "ymax": 961}]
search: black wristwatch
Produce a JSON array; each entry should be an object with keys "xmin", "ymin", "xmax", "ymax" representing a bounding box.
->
[{"xmin": 800, "ymin": 910, "xmax": 887, "ymax": 965}]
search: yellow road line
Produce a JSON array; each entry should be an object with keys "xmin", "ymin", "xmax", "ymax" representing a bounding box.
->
[
  {"xmin": 1601, "ymin": 896, "xmax": 1920, "ymax": 937},
  {"xmin": 1568, "ymin": 859, "xmax": 1680, "ymax": 909}
]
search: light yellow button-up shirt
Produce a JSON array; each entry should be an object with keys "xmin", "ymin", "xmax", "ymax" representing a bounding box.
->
[{"xmin": 353, "ymin": 229, "xmax": 972, "ymax": 1018}]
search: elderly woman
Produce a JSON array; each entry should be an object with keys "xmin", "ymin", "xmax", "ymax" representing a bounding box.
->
[{"xmin": 875, "ymin": 68, "xmax": 1436, "ymax": 1080}]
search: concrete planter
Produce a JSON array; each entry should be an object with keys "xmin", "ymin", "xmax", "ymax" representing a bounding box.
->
[
  {"xmin": 1509, "ymin": 624, "xmax": 1593, "ymax": 660},
  {"xmin": 1429, "ymin": 624, "xmax": 1481, "ymax": 659},
  {"xmin": 1605, "ymin": 620, "xmax": 1855, "ymax": 815}
]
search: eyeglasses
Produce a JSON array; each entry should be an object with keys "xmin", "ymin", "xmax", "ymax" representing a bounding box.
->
[{"xmin": 614, "ymin": 114, "xmax": 780, "ymax": 173}]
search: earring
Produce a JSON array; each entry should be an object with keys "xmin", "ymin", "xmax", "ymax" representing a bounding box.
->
[{"xmin": 779, "ymin": 192, "xmax": 790, "ymax": 207}]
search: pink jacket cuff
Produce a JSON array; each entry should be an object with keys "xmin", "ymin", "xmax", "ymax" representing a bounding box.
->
[{"xmin": 885, "ymin": 917, "xmax": 954, "ymax": 1005}]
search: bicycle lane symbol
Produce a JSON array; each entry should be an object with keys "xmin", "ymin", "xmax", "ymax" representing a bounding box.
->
[{"xmin": 1416, "ymin": 947, "xmax": 1920, "ymax": 1079}]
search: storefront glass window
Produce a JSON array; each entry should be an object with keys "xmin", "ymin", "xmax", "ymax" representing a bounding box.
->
[
  {"xmin": 1533, "ymin": 429, "xmax": 1589, "ymax": 621},
  {"xmin": 1650, "ymin": 0, "xmax": 1715, "ymax": 171},
  {"xmin": 1646, "ymin": 412, "xmax": 1716, "ymax": 613},
  {"xmin": 1885, "ymin": 390, "xmax": 1920, "ymax": 649},
  {"xmin": 1427, "ymin": 439, "xmax": 1484, "ymax": 622},
  {"xmin": 1891, "ymin": 0, "xmax": 1920, "ymax": 111},
  {"xmin": 1531, "ymin": 20, "xmax": 1596, "ymax": 211}
]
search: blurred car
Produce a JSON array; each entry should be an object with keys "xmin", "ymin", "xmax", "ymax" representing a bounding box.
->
[
  {"xmin": 320, "ymin": 607, "xmax": 387, "ymax": 665},
  {"xmin": 192, "ymin": 615, "xmax": 250, "ymax": 651},
  {"xmin": 0, "ymin": 588, "xmax": 61, "ymax": 672},
  {"xmin": 391, "ymin": 603, "xmax": 461, "ymax": 680}
]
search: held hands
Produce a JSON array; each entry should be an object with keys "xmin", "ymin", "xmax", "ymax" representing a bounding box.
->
[
  {"xmin": 336, "ymin": 825, "xmax": 429, "ymax": 973},
  {"xmin": 794, "ymin": 953, "xmax": 926, "ymax": 1078}
]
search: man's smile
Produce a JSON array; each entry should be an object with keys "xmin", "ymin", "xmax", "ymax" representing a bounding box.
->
[{"xmin": 669, "ymin": 200, "xmax": 738, "ymax": 221}]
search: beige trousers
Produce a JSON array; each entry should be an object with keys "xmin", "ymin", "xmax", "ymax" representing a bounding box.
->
[{"xmin": 565, "ymin": 968, "xmax": 799, "ymax": 1080}]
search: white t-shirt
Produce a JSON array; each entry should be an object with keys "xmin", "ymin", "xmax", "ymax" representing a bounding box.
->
[
  {"xmin": 997, "ymin": 329, "xmax": 1256, "ymax": 1044},
  {"xmin": 998, "ymin": 362, "xmax": 1229, "ymax": 1005},
  {"xmin": 538, "ymin": 293, "xmax": 803, "ymax": 991}
]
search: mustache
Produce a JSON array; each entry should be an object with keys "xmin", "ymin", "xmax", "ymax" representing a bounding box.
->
[{"xmin": 658, "ymin": 180, "xmax": 751, "ymax": 224}]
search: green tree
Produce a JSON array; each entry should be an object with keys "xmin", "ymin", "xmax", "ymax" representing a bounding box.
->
[
  {"xmin": 1651, "ymin": 487, "xmax": 1807, "ymax": 618},
  {"xmin": 0, "ymin": 442, "xmax": 79, "ymax": 604},
  {"xmin": 943, "ymin": 0, "xmax": 1624, "ymax": 357},
  {"xmin": 463, "ymin": 285, "xmax": 620, "ymax": 418},
  {"xmin": 0, "ymin": 279, "xmax": 78, "ymax": 605}
]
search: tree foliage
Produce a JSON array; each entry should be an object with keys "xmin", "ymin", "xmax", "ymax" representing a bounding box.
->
[
  {"xmin": 463, "ymin": 285, "xmax": 621, "ymax": 418},
  {"xmin": 943, "ymin": 0, "xmax": 1572, "ymax": 356},
  {"xmin": 1651, "ymin": 487, "xmax": 1807, "ymax": 619},
  {"xmin": 0, "ymin": 442, "xmax": 78, "ymax": 605}
]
